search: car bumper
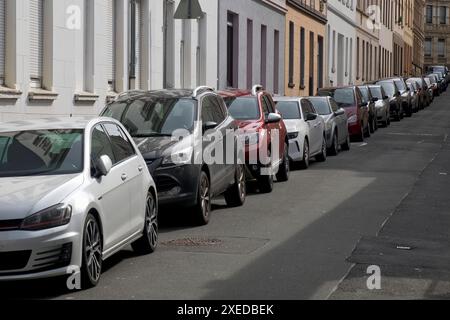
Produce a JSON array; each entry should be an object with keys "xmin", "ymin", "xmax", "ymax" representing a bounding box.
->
[
  {"xmin": 288, "ymin": 138, "xmax": 303, "ymax": 162},
  {"xmin": 149, "ymin": 162, "xmax": 200, "ymax": 207},
  {"xmin": 0, "ymin": 226, "xmax": 80, "ymax": 281}
]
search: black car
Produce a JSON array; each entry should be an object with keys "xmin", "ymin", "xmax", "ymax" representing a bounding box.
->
[
  {"xmin": 358, "ymin": 85, "xmax": 378, "ymax": 133},
  {"xmin": 376, "ymin": 80, "xmax": 403, "ymax": 121},
  {"xmin": 101, "ymin": 87, "xmax": 246, "ymax": 225}
]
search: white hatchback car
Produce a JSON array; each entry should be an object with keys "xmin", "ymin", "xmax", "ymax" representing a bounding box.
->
[
  {"xmin": 274, "ymin": 97, "xmax": 326, "ymax": 169},
  {"xmin": 0, "ymin": 118, "xmax": 157, "ymax": 288}
]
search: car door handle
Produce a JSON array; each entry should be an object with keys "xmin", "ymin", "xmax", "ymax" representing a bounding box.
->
[
  {"xmin": 121, "ymin": 174, "xmax": 128, "ymax": 181},
  {"xmin": 138, "ymin": 166, "xmax": 143, "ymax": 172}
]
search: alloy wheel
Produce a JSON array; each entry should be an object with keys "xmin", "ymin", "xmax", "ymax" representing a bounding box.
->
[
  {"xmin": 145, "ymin": 193, "xmax": 158, "ymax": 249},
  {"xmin": 85, "ymin": 218, "xmax": 102, "ymax": 283}
]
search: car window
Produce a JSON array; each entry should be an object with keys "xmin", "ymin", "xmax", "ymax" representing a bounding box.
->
[
  {"xmin": 330, "ymin": 99, "xmax": 339, "ymax": 112},
  {"xmin": 202, "ymin": 95, "xmax": 226, "ymax": 124},
  {"xmin": 91, "ymin": 125, "xmax": 116, "ymax": 164},
  {"xmin": 309, "ymin": 98, "xmax": 331, "ymax": 115},
  {"xmin": 0, "ymin": 129, "xmax": 83, "ymax": 177},
  {"xmin": 260, "ymin": 96, "xmax": 271, "ymax": 116},
  {"xmin": 103, "ymin": 123, "xmax": 136, "ymax": 163},
  {"xmin": 301, "ymin": 100, "xmax": 314, "ymax": 118},
  {"xmin": 226, "ymin": 97, "xmax": 261, "ymax": 120},
  {"xmin": 276, "ymin": 101, "xmax": 301, "ymax": 119},
  {"xmin": 263, "ymin": 95, "xmax": 276, "ymax": 113}
]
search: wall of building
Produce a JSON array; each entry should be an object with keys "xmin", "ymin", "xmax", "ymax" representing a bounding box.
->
[
  {"xmin": 326, "ymin": 0, "xmax": 357, "ymax": 87},
  {"xmin": 424, "ymin": 0, "xmax": 450, "ymax": 68},
  {"xmin": 217, "ymin": 0, "xmax": 287, "ymax": 94},
  {"xmin": 284, "ymin": 0, "xmax": 327, "ymax": 97},
  {"xmin": 0, "ymin": 0, "xmax": 218, "ymax": 121}
]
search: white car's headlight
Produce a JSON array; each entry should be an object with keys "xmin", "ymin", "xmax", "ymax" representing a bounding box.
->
[
  {"xmin": 348, "ymin": 115, "xmax": 358, "ymax": 124},
  {"xmin": 21, "ymin": 204, "xmax": 72, "ymax": 231},
  {"xmin": 162, "ymin": 146, "xmax": 194, "ymax": 166}
]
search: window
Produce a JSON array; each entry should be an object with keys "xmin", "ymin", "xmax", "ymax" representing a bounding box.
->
[
  {"xmin": 247, "ymin": 19, "xmax": 253, "ymax": 89},
  {"xmin": 300, "ymin": 27, "xmax": 305, "ymax": 88},
  {"xmin": 276, "ymin": 101, "xmax": 301, "ymax": 119},
  {"xmin": 273, "ymin": 30, "xmax": 279, "ymax": 94},
  {"xmin": 288, "ymin": 21, "xmax": 294, "ymax": 87},
  {"xmin": 260, "ymin": 25, "xmax": 267, "ymax": 87},
  {"xmin": 84, "ymin": 0, "xmax": 94, "ymax": 92},
  {"xmin": 425, "ymin": 39, "xmax": 432, "ymax": 56},
  {"xmin": 227, "ymin": 12, "xmax": 239, "ymax": 88},
  {"xmin": 91, "ymin": 125, "xmax": 116, "ymax": 164},
  {"xmin": 130, "ymin": 0, "xmax": 143, "ymax": 89},
  {"xmin": 440, "ymin": 6, "xmax": 447, "ymax": 25},
  {"xmin": 263, "ymin": 95, "xmax": 275, "ymax": 113},
  {"xmin": 29, "ymin": 0, "xmax": 44, "ymax": 88},
  {"xmin": 105, "ymin": 0, "xmax": 116, "ymax": 91},
  {"xmin": 103, "ymin": 123, "xmax": 136, "ymax": 163},
  {"xmin": 426, "ymin": 5, "xmax": 433, "ymax": 24},
  {"xmin": 202, "ymin": 95, "xmax": 226, "ymax": 124},
  {"xmin": 0, "ymin": 0, "xmax": 5, "ymax": 85},
  {"xmin": 438, "ymin": 39, "xmax": 445, "ymax": 57}
]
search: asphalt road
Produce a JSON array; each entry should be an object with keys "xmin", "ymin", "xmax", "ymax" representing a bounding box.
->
[{"xmin": 2, "ymin": 92, "xmax": 450, "ymax": 300}]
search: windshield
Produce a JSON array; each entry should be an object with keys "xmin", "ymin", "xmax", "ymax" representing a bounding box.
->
[
  {"xmin": 102, "ymin": 98, "xmax": 197, "ymax": 137},
  {"xmin": 0, "ymin": 129, "xmax": 83, "ymax": 178},
  {"xmin": 358, "ymin": 87, "xmax": 370, "ymax": 103},
  {"xmin": 309, "ymin": 98, "xmax": 331, "ymax": 115},
  {"xmin": 369, "ymin": 87, "xmax": 383, "ymax": 99},
  {"xmin": 394, "ymin": 80, "xmax": 406, "ymax": 92},
  {"xmin": 225, "ymin": 97, "xmax": 260, "ymax": 120},
  {"xmin": 275, "ymin": 101, "xmax": 301, "ymax": 119},
  {"xmin": 379, "ymin": 82, "xmax": 396, "ymax": 97},
  {"xmin": 332, "ymin": 88, "xmax": 356, "ymax": 108}
]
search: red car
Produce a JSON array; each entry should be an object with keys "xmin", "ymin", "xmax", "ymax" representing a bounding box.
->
[
  {"xmin": 219, "ymin": 85, "xmax": 289, "ymax": 193},
  {"xmin": 317, "ymin": 86, "xmax": 370, "ymax": 142}
]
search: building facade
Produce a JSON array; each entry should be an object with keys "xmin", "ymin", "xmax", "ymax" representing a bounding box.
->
[
  {"xmin": 284, "ymin": 0, "xmax": 327, "ymax": 96},
  {"xmin": 355, "ymin": 0, "xmax": 380, "ymax": 84},
  {"xmin": 326, "ymin": 0, "xmax": 357, "ymax": 87},
  {"xmin": 424, "ymin": 0, "xmax": 450, "ymax": 68},
  {"xmin": 218, "ymin": 0, "xmax": 287, "ymax": 94},
  {"xmin": 0, "ymin": 0, "xmax": 219, "ymax": 121},
  {"xmin": 413, "ymin": 0, "xmax": 426, "ymax": 75}
]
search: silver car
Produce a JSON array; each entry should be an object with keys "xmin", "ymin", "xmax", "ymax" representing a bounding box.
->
[
  {"xmin": 308, "ymin": 96, "xmax": 350, "ymax": 156},
  {"xmin": 368, "ymin": 85, "xmax": 391, "ymax": 127},
  {"xmin": 0, "ymin": 118, "xmax": 157, "ymax": 288}
]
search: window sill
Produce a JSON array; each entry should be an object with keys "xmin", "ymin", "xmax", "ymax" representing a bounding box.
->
[
  {"xmin": 0, "ymin": 86, "xmax": 22, "ymax": 100},
  {"xmin": 288, "ymin": 83, "xmax": 296, "ymax": 89},
  {"xmin": 28, "ymin": 88, "xmax": 58, "ymax": 101},
  {"xmin": 74, "ymin": 92, "xmax": 99, "ymax": 103}
]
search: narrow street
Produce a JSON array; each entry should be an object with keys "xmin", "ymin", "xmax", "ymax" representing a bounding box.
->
[{"xmin": 2, "ymin": 92, "xmax": 450, "ymax": 300}]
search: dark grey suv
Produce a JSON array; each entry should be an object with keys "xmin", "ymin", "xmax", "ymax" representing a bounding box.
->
[{"xmin": 101, "ymin": 87, "xmax": 246, "ymax": 225}]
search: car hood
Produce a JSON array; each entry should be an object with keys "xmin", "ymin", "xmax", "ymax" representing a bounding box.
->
[
  {"xmin": 134, "ymin": 136, "xmax": 180, "ymax": 159},
  {"xmin": 0, "ymin": 174, "xmax": 84, "ymax": 220}
]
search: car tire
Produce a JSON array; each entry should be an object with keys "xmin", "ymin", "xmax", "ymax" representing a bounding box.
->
[
  {"xmin": 328, "ymin": 132, "xmax": 339, "ymax": 156},
  {"xmin": 299, "ymin": 139, "xmax": 310, "ymax": 169},
  {"xmin": 369, "ymin": 118, "xmax": 375, "ymax": 134},
  {"xmin": 276, "ymin": 143, "xmax": 290, "ymax": 182},
  {"xmin": 131, "ymin": 191, "xmax": 158, "ymax": 254},
  {"xmin": 224, "ymin": 165, "xmax": 246, "ymax": 207},
  {"xmin": 356, "ymin": 125, "xmax": 365, "ymax": 142},
  {"xmin": 258, "ymin": 173, "xmax": 274, "ymax": 193},
  {"xmin": 341, "ymin": 134, "xmax": 351, "ymax": 151},
  {"xmin": 81, "ymin": 213, "xmax": 103, "ymax": 289},
  {"xmin": 364, "ymin": 122, "xmax": 371, "ymax": 138},
  {"xmin": 192, "ymin": 171, "xmax": 211, "ymax": 225},
  {"xmin": 316, "ymin": 137, "xmax": 327, "ymax": 162}
]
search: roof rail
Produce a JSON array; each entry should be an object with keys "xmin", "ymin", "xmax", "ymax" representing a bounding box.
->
[
  {"xmin": 192, "ymin": 86, "xmax": 214, "ymax": 98},
  {"xmin": 251, "ymin": 84, "xmax": 264, "ymax": 96},
  {"xmin": 116, "ymin": 90, "xmax": 146, "ymax": 100}
]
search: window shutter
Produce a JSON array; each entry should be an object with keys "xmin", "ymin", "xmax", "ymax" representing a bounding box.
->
[
  {"xmin": 105, "ymin": 0, "xmax": 115, "ymax": 90},
  {"xmin": 29, "ymin": 0, "xmax": 44, "ymax": 82},
  {"xmin": 0, "ymin": 0, "xmax": 5, "ymax": 82}
]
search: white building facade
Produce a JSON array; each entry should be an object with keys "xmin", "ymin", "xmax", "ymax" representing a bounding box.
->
[
  {"xmin": 326, "ymin": 0, "xmax": 357, "ymax": 87},
  {"xmin": 0, "ymin": 0, "xmax": 218, "ymax": 121}
]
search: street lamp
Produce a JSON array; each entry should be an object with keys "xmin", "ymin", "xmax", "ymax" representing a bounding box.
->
[{"xmin": 174, "ymin": 0, "xmax": 204, "ymax": 19}]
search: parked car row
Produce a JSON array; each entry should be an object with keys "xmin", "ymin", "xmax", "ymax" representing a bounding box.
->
[{"xmin": 0, "ymin": 65, "xmax": 448, "ymax": 289}]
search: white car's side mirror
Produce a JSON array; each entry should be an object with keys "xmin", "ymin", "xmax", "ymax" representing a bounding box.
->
[{"xmin": 95, "ymin": 155, "xmax": 113, "ymax": 177}]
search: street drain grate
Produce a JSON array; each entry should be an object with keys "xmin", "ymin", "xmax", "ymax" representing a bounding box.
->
[
  {"xmin": 161, "ymin": 237, "xmax": 223, "ymax": 247},
  {"xmin": 159, "ymin": 236, "xmax": 270, "ymax": 255}
]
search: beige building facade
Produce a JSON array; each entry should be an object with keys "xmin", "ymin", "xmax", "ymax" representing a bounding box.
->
[
  {"xmin": 285, "ymin": 0, "xmax": 327, "ymax": 96},
  {"xmin": 424, "ymin": 0, "xmax": 450, "ymax": 68}
]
